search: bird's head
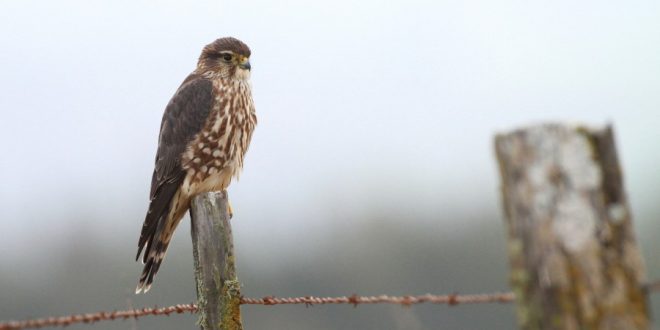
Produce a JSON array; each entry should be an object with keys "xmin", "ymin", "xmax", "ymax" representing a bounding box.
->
[{"xmin": 197, "ymin": 37, "xmax": 252, "ymax": 80}]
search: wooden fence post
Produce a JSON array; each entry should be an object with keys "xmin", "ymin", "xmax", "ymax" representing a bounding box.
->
[
  {"xmin": 494, "ymin": 124, "xmax": 650, "ymax": 329},
  {"xmin": 190, "ymin": 191, "xmax": 242, "ymax": 330}
]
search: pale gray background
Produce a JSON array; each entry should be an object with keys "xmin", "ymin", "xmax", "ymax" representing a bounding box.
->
[{"xmin": 1, "ymin": 1, "xmax": 659, "ymax": 329}]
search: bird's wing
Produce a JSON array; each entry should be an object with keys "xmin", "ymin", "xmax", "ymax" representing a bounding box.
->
[{"xmin": 136, "ymin": 75, "xmax": 214, "ymax": 262}]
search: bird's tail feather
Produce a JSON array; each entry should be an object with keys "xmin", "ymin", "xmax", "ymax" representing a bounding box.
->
[
  {"xmin": 135, "ymin": 189, "xmax": 187, "ymax": 294},
  {"xmin": 135, "ymin": 237, "xmax": 171, "ymax": 294}
]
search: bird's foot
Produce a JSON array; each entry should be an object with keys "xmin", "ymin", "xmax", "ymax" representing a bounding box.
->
[{"xmin": 223, "ymin": 190, "xmax": 233, "ymax": 219}]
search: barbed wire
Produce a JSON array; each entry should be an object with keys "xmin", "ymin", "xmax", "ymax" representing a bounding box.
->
[
  {"xmin": 0, "ymin": 292, "xmax": 513, "ymax": 330},
  {"xmin": 241, "ymin": 292, "xmax": 515, "ymax": 306},
  {"xmin": 3, "ymin": 281, "xmax": 660, "ymax": 330},
  {"xmin": 0, "ymin": 304, "xmax": 198, "ymax": 330}
]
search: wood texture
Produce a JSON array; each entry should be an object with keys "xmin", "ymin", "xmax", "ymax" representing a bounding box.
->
[
  {"xmin": 495, "ymin": 124, "xmax": 649, "ymax": 330},
  {"xmin": 190, "ymin": 191, "xmax": 242, "ymax": 330}
]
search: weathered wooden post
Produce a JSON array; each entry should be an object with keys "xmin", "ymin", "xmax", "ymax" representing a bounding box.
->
[
  {"xmin": 190, "ymin": 191, "xmax": 242, "ymax": 330},
  {"xmin": 494, "ymin": 124, "xmax": 649, "ymax": 329}
]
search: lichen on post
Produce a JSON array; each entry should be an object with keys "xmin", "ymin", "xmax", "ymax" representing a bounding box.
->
[
  {"xmin": 495, "ymin": 124, "xmax": 649, "ymax": 329},
  {"xmin": 190, "ymin": 191, "xmax": 242, "ymax": 330}
]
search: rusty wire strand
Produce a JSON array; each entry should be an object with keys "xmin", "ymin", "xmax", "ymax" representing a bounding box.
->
[
  {"xmin": 0, "ymin": 304, "xmax": 198, "ymax": 330},
  {"xmin": 4, "ymin": 284, "xmax": 660, "ymax": 330},
  {"xmin": 0, "ymin": 293, "xmax": 513, "ymax": 330},
  {"xmin": 240, "ymin": 292, "xmax": 515, "ymax": 306}
]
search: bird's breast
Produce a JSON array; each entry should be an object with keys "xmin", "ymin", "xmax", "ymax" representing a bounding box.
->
[{"xmin": 180, "ymin": 77, "xmax": 256, "ymax": 194}]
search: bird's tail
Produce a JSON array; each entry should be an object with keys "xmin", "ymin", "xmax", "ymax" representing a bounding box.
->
[
  {"xmin": 135, "ymin": 233, "xmax": 173, "ymax": 294},
  {"xmin": 135, "ymin": 189, "xmax": 188, "ymax": 294}
]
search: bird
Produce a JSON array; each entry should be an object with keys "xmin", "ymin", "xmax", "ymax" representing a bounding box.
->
[{"xmin": 135, "ymin": 37, "xmax": 256, "ymax": 294}]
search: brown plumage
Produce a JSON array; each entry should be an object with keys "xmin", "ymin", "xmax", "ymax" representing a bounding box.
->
[{"xmin": 135, "ymin": 37, "xmax": 256, "ymax": 293}]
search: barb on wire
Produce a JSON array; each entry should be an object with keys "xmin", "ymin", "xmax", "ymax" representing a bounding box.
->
[{"xmin": 0, "ymin": 292, "xmax": 513, "ymax": 330}]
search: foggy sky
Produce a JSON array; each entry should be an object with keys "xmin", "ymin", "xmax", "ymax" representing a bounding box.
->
[{"xmin": 1, "ymin": 2, "xmax": 660, "ymax": 326}]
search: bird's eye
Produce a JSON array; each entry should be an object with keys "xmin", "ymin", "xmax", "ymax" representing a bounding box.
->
[{"xmin": 221, "ymin": 53, "xmax": 233, "ymax": 61}]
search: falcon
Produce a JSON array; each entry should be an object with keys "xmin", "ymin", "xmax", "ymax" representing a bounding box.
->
[{"xmin": 135, "ymin": 37, "xmax": 256, "ymax": 293}]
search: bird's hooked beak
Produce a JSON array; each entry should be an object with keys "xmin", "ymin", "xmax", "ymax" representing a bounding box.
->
[{"xmin": 238, "ymin": 56, "xmax": 251, "ymax": 71}]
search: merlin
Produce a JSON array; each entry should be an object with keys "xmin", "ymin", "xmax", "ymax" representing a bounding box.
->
[{"xmin": 135, "ymin": 37, "xmax": 256, "ymax": 293}]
